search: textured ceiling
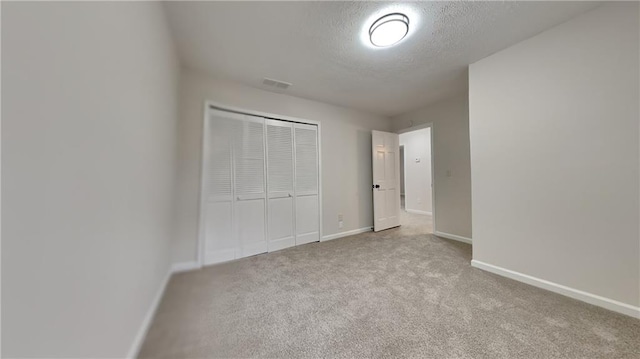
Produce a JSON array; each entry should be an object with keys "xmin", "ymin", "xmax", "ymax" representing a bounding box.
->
[{"xmin": 164, "ymin": 1, "xmax": 601, "ymax": 117}]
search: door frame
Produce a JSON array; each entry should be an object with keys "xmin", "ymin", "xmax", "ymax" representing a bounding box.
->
[
  {"xmin": 197, "ymin": 100, "xmax": 323, "ymax": 267},
  {"xmin": 399, "ymin": 145, "xmax": 406, "ymax": 199},
  {"xmin": 397, "ymin": 122, "xmax": 436, "ymax": 233}
]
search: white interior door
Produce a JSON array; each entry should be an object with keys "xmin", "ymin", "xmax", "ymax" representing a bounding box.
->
[
  {"xmin": 234, "ymin": 116, "xmax": 268, "ymax": 258},
  {"xmin": 372, "ymin": 130, "xmax": 401, "ymax": 231},
  {"xmin": 266, "ymin": 119, "xmax": 295, "ymax": 252},
  {"xmin": 294, "ymin": 123, "xmax": 319, "ymax": 245}
]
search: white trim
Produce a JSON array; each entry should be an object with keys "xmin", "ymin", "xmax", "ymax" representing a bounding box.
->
[
  {"xmin": 396, "ymin": 122, "xmax": 433, "ymax": 134},
  {"xmin": 434, "ymin": 231, "xmax": 472, "ymax": 244},
  {"xmin": 322, "ymin": 227, "xmax": 372, "ymax": 241},
  {"xmin": 207, "ymin": 100, "xmax": 321, "ymax": 126},
  {"xmin": 400, "ymin": 145, "xmax": 406, "ymax": 200},
  {"xmin": 126, "ymin": 269, "xmax": 172, "ymax": 359},
  {"xmin": 171, "ymin": 261, "xmax": 201, "ymax": 274},
  {"xmin": 405, "ymin": 209, "xmax": 432, "ymax": 216},
  {"xmin": 197, "ymin": 102, "xmax": 209, "ymax": 267},
  {"xmin": 317, "ymin": 119, "xmax": 323, "ymax": 244},
  {"xmin": 471, "ymin": 260, "xmax": 640, "ymax": 319},
  {"xmin": 428, "ymin": 124, "xmax": 435, "ymax": 233}
]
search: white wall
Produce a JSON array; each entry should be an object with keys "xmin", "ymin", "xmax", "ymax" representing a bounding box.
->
[
  {"xmin": 2, "ymin": 2, "xmax": 179, "ymax": 357},
  {"xmin": 173, "ymin": 67, "xmax": 391, "ymax": 263},
  {"xmin": 391, "ymin": 95, "xmax": 472, "ymax": 239},
  {"xmin": 399, "ymin": 129, "xmax": 432, "ymax": 215},
  {"xmin": 469, "ymin": 2, "xmax": 639, "ymax": 307}
]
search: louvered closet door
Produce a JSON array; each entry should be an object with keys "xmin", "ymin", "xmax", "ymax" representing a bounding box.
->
[
  {"xmin": 204, "ymin": 110, "xmax": 242, "ymax": 265},
  {"xmin": 294, "ymin": 123, "xmax": 320, "ymax": 245},
  {"xmin": 266, "ymin": 120, "xmax": 295, "ymax": 252},
  {"xmin": 234, "ymin": 115, "xmax": 268, "ymax": 258}
]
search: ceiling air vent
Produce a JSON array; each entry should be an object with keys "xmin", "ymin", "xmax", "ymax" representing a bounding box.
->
[{"xmin": 262, "ymin": 77, "xmax": 291, "ymax": 90}]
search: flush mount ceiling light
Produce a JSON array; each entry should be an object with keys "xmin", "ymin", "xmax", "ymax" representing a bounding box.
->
[{"xmin": 369, "ymin": 13, "xmax": 409, "ymax": 47}]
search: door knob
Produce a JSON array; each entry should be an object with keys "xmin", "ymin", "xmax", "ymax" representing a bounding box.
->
[{"xmin": 372, "ymin": 184, "xmax": 380, "ymax": 189}]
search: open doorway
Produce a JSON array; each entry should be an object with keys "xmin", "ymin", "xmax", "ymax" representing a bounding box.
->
[{"xmin": 398, "ymin": 126, "xmax": 434, "ymax": 233}]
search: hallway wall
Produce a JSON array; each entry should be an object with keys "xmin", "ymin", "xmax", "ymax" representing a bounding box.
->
[{"xmin": 399, "ymin": 128, "xmax": 433, "ymax": 215}]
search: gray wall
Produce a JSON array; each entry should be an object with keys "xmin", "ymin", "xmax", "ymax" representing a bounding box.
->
[
  {"xmin": 391, "ymin": 95, "xmax": 472, "ymax": 239},
  {"xmin": 172, "ymin": 67, "xmax": 391, "ymax": 264},
  {"xmin": 2, "ymin": 2, "xmax": 179, "ymax": 357},
  {"xmin": 469, "ymin": 2, "xmax": 639, "ymax": 306}
]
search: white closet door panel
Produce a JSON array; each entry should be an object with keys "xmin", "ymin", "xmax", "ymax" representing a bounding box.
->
[
  {"xmin": 296, "ymin": 233, "xmax": 318, "ymax": 246},
  {"xmin": 296, "ymin": 195, "xmax": 319, "ymax": 244},
  {"xmin": 293, "ymin": 123, "xmax": 319, "ymax": 245},
  {"xmin": 233, "ymin": 115, "xmax": 267, "ymax": 258},
  {"xmin": 236, "ymin": 198, "xmax": 267, "ymax": 257},
  {"xmin": 235, "ymin": 118, "xmax": 265, "ymax": 197},
  {"xmin": 207, "ymin": 114, "xmax": 240, "ymax": 202},
  {"xmin": 204, "ymin": 110, "xmax": 243, "ymax": 265},
  {"xmin": 266, "ymin": 119, "xmax": 295, "ymax": 252},
  {"xmin": 268, "ymin": 197, "xmax": 295, "ymax": 251},
  {"xmin": 266, "ymin": 120, "xmax": 294, "ymax": 196},
  {"xmin": 294, "ymin": 124, "xmax": 318, "ymax": 195},
  {"xmin": 204, "ymin": 201, "xmax": 237, "ymax": 265}
]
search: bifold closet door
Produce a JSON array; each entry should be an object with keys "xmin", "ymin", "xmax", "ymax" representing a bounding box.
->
[
  {"xmin": 234, "ymin": 116, "xmax": 267, "ymax": 258},
  {"xmin": 204, "ymin": 110, "xmax": 241, "ymax": 265},
  {"xmin": 203, "ymin": 110, "xmax": 267, "ymax": 265},
  {"xmin": 203, "ymin": 109, "xmax": 319, "ymax": 265},
  {"xmin": 294, "ymin": 123, "xmax": 320, "ymax": 244},
  {"xmin": 266, "ymin": 120, "xmax": 295, "ymax": 252}
]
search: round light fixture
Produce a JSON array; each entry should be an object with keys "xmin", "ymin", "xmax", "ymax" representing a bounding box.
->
[{"xmin": 369, "ymin": 13, "xmax": 409, "ymax": 47}]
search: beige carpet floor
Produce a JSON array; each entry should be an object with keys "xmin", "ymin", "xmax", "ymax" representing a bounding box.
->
[{"xmin": 139, "ymin": 211, "xmax": 639, "ymax": 358}]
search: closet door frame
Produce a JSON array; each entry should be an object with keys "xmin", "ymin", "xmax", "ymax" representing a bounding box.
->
[{"xmin": 198, "ymin": 100, "xmax": 323, "ymax": 268}]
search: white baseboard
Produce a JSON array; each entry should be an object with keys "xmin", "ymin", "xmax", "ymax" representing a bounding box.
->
[
  {"xmin": 406, "ymin": 209, "xmax": 432, "ymax": 216},
  {"xmin": 471, "ymin": 260, "xmax": 640, "ymax": 319},
  {"xmin": 127, "ymin": 260, "xmax": 203, "ymax": 358},
  {"xmin": 434, "ymin": 231, "xmax": 472, "ymax": 244},
  {"xmin": 322, "ymin": 226, "xmax": 372, "ymax": 241},
  {"xmin": 126, "ymin": 268, "xmax": 172, "ymax": 359},
  {"xmin": 171, "ymin": 261, "xmax": 201, "ymax": 274}
]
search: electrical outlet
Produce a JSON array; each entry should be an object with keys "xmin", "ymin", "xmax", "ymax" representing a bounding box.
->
[
  {"xmin": 338, "ymin": 221, "xmax": 344, "ymax": 229},
  {"xmin": 338, "ymin": 213, "xmax": 343, "ymax": 221}
]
